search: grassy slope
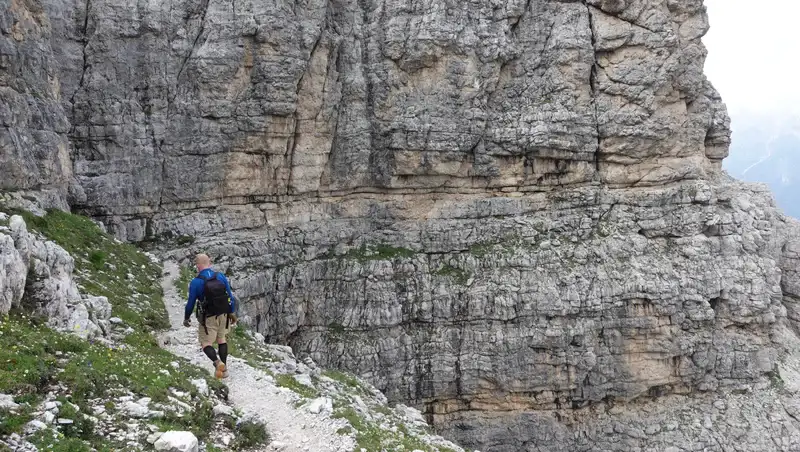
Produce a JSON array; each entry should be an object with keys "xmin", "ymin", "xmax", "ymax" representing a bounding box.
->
[{"xmin": 0, "ymin": 210, "xmax": 227, "ymax": 451}]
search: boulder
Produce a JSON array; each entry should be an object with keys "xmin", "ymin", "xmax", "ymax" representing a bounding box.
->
[{"xmin": 154, "ymin": 431, "xmax": 198, "ymax": 452}]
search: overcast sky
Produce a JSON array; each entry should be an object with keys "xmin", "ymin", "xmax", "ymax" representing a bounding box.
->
[{"xmin": 703, "ymin": 0, "xmax": 800, "ymax": 116}]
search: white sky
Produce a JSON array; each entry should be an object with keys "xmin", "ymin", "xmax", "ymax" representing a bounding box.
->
[{"xmin": 703, "ymin": 0, "xmax": 800, "ymax": 116}]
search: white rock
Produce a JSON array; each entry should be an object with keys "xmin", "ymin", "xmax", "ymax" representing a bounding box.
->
[
  {"xmin": 270, "ymin": 440, "xmax": 288, "ymax": 451},
  {"xmin": 213, "ymin": 405, "xmax": 234, "ymax": 417},
  {"xmin": 0, "ymin": 394, "xmax": 19, "ymax": 410},
  {"xmin": 395, "ymin": 404, "xmax": 427, "ymax": 426},
  {"xmin": 307, "ymin": 397, "xmax": 332, "ymax": 415},
  {"xmin": 154, "ymin": 431, "xmax": 199, "ymax": 452},
  {"xmin": 42, "ymin": 411, "xmax": 56, "ymax": 424},
  {"xmin": 190, "ymin": 379, "xmax": 208, "ymax": 396},
  {"xmin": 57, "ymin": 418, "xmax": 74, "ymax": 424},
  {"xmin": 109, "ymin": 317, "xmax": 123, "ymax": 324},
  {"xmin": 293, "ymin": 373, "xmax": 314, "ymax": 388},
  {"xmin": 147, "ymin": 432, "xmax": 164, "ymax": 444},
  {"xmin": 123, "ymin": 401, "xmax": 150, "ymax": 418},
  {"xmin": 23, "ymin": 420, "xmax": 47, "ymax": 434}
]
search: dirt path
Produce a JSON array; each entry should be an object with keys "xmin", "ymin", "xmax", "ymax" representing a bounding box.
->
[{"xmin": 159, "ymin": 261, "xmax": 355, "ymax": 452}]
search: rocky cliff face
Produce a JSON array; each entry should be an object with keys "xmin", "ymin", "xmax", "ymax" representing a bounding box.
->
[
  {"xmin": 17, "ymin": 0, "xmax": 729, "ymax": 239},
  {"xmin": 3, "ymin": 0, "xmax": 800, "ymax": 450}
]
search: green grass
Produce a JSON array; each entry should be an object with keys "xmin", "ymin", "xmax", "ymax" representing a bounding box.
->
[
  {"xmin": 175, "ymin": 264, "xmax": 195, "ymax": 301},
  {"xmin": 28, "ymin": 430, "xmax": 93, "ymax": 452},
  {"xmin": 226, "ymin": 326, "xmax": 278, "ymax": 372},
  {"xmin": 340, "ymin": 244, "xmax": 416, "ymax": 262},
  {"xmin": 0, "ymin": 311, "xmax": 224, "ymax": 446},
  {"xmin": 332, "ymin": 406, "xmax": 436, "ymax": 452},
  {"xmin": 0, "ymin": 409, "xmax": 32, "ymax": 436},
  {"xmin": 468, "ymin": 241, "xmax": 496, "ymax": 258},
  {"xmin": 323, "ymin": 370, "xmax": 368, "ymax": 395},
  {"xmin": 0, "ymin": 209, "xmax": 227, "ymax": 449},
  {"xmin": 275, "ymin": 374, "xmax": 319, "ymax": 399},
  {"xmin": 434, "ymin": 264, "xmax": 471, "ymax": 285},
  {"xmin": 329, "ymin": 398, "xmax": 453, "ymax": 452},
  {"xmin": 15, "ymin": 209, "xmax": 168, "ymax": 331}
]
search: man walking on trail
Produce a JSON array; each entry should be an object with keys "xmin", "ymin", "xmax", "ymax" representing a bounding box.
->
[{"xmin": 183, "ymin": 253, "xmax": 238, "ymax": 379}]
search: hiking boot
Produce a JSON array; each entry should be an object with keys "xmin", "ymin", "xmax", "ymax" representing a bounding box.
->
[
  {"xmin": 222, "ymin": 367, "xmax": 229, "ymax": 379},
  {"xmin": 214, "ymin": 360, "xmax": 227, "ymax": 379}
]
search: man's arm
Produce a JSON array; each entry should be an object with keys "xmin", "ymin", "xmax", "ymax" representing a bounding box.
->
[{"xmin": 184, "ymin": 278, "xmax": 201, "ymax": 321}]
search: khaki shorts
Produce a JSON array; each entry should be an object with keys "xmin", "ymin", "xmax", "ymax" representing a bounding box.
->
[{"xmin": 198, "ymin": 314, "xmax": 229, "ymax": 345}]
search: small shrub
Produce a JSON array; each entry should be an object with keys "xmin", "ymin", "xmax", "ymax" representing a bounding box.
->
[
  {"xmin": 56, "ymin": 399, "xmax": 94, "ymax": 440},
  {"xmin": 232, "ymin": 419, "xmax": 270, "ymax": 450},
  {"xmin": 88, "ymin": 250, "xmax": 107, "ymax": 269},
  {"xmin": 28, "ymin": 430, "xmax": 92, "ymax": 452},
  {"xmin": 0, "ymin": 409, "xmax": 31, "ymax": 435}
]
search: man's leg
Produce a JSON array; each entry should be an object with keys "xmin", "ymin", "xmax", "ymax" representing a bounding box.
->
[
  {"xmin": 202, "ymin": 343, "xmax": 218, "ymax": 362},
  {"xmin": 198, "ymin": 319, "xmax": 218, "ymax": 362},
  {"xmin": 200, "ymin": 316, "xmax": 226, "ymax": 378},
  {"xmin": 217, "ymin": 316, "xmax": 230, "ymax": 378},
  {"xmin": 218, "ymin": 342, "xmax": 228, "ymax": 364}
]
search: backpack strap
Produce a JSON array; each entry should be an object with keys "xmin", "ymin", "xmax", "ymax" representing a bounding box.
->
[{"xmin": 196, "ymin": 272, "xmax": 215, "ymax": 334}]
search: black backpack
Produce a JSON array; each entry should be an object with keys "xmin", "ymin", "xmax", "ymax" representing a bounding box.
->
[{"xmin": 198, "ymin": 272, "xmax": 231, "ymax": 318}]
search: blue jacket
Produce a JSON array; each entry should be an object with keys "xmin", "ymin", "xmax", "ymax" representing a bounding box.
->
[{"xmin": 184, "ymin": 268, "xmax": 237, "ymax": 320}]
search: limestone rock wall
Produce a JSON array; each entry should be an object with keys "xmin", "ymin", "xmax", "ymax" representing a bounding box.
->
[
  {"xmin": 0, "ymin": 0, "xmax": 73, "ymax": 208},
  {"xmin": 3, "ymin": 0, "xmax": 800, "ymax": 450},
  {"xmin": 31, "ymin": 0, "xmax": 730, "ymax": 240},
  {"xmin": 180, "ymin": 175, "xmax": 800, "ymax": 450}
]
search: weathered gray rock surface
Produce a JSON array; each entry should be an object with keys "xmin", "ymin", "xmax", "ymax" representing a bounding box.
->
[
  {"xmin": 0, "ymin": 0, "xmax": 72, "ymax": 209},
  {"xmin": 183, "ymin": 175, "xmax": 800, "ymax": 451},
  {"xmin": 2, "ymin": 0, "xmax": 800, "ymax": 450},
  {"xmin": 23, "ymin": 0, "xmax": 729, "ymax": 240}
]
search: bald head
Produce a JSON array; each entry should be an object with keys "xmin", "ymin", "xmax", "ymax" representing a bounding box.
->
[{"xmin": 195, "ymin": 253, "xmax": 211, "ymax": 271}]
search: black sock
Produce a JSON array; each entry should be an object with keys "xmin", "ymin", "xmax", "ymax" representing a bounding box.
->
[
  {"xmin": 203, "ymin": 345, "xmax": 218, "ymax": 363},
  {"xmin": 218, "ymin": 343, "xmax": 228, "ymax": 364}
]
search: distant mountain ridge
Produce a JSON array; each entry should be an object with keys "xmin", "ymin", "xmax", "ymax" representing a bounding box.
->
[{"xmin": 725, "ymin": 112, "xmax": 800, "ymax": 218}]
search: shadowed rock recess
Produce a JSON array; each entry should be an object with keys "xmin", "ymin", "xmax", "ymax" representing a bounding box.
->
[{"xmin": 3, "ymin": 0, "xmax": 800, "ymax": 450}]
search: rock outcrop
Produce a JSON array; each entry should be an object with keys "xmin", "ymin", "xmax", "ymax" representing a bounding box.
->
[
  {"xmin": 2, "ymin": 0, "xmax": 800, "ymax": 450},
  {"xmin": 0, "ymin": 207, "xmax": 111, "ymax": 339}
]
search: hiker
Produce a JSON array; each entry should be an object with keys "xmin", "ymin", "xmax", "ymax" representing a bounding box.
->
[{"xmin": 183, "ymin": 253, "xmax": 238, "ymax": 379}]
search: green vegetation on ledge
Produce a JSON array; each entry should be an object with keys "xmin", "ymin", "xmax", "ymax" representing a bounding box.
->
[{"xmin": 339, "ymin": 244, "xmax": 416, "ymax": 262}]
